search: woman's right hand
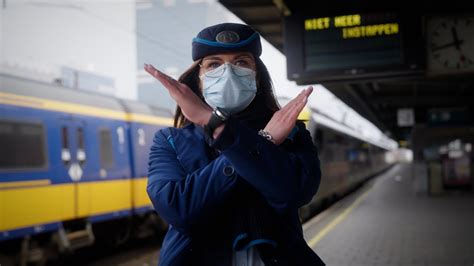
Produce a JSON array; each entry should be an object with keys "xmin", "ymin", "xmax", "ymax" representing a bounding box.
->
[
  {"xmin": 263, "ymin": 86, "xmax": 313, "ymax": 145},
  {"xmin": 144, "ymin": 64, "xmax": 212, "ymax": 126}
]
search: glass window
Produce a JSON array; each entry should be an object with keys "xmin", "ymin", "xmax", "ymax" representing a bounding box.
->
[
  {"xmin": 61, "ymin": 126, "xmax": 71, "ymax": 166},
  {"xmin": 77, "ymin": 127, "xmax": 86, "ymax": 166},
  {"xmin": 62, "ymin": 126, "xmax": 69, "ymax": 149},
  {"xmin": 77, "ymin": 127, "xmax": 84, "ymax": 150},
  {"xmin": 99, "ymin": 128, "xmax": 114, "ymax": 168},
  {"xmin": 0, "ymin": 120, "xmax": 47, "ymax": 169}
]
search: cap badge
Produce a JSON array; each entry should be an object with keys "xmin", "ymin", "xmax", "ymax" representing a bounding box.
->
[{"xmin": 216, "ymin": 31, "xmax": 240, "ymax": 43}]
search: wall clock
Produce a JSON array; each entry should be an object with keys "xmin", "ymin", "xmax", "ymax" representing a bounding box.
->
[{"xmin": 426, "ymin": 15, "xmax": 474, "ymax": 74}]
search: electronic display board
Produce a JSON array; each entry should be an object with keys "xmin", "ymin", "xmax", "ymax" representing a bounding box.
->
[{"xmin": 284, "ymin": 13, "xmax": 424, "ymax": 84}]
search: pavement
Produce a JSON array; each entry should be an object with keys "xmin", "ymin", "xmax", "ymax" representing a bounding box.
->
[{"xmin": 304, "ymin": 163, "xmax": 474, "ymax": 266}]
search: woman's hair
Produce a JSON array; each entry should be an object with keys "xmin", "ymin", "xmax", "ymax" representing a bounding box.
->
[{"xmin": 173, "ymin": 57, "xmax": 280, "ymax": 128}]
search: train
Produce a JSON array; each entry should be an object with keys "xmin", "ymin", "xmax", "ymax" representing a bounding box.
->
[
  {"xmin": 0, "ymin": 74, "xmax": 392, "ymax": 265},
  {"xmin": 277, "ymin": 96, "xmax": 393, "ymax": 221}
]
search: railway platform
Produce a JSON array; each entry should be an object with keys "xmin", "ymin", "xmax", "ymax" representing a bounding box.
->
[{"xmin": 303, "ymin": 163, "xmax": 474, "ymax": 266}]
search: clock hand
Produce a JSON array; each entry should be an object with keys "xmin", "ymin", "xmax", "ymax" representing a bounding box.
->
[
  {"xmin": 451, "ymin": 26, "xmax": 462, "ymax": 50},
  {"xmin": 431, "ymin": 40, "xmax": 464, "ymax": 52}
]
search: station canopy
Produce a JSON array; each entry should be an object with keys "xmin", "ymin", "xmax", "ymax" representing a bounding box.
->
[{"xmin": 218, "ymin": 0, "xmax": 474, "ymax": 144}]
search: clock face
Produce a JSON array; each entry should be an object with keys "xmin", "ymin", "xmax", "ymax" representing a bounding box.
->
[{"xmin": 427, "ymin": 16, "xmax": 474, "ymax": 72}]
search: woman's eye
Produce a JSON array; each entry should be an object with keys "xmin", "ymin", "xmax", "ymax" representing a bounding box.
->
[
  {"xmin": 208, "ymin": 62, "xmax": 221, "ymax": 69},
  {"xmin": 234, "ymin": 60, "xmax": 249, "ymax": 67}
]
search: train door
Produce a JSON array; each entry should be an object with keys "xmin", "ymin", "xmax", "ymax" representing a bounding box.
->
[
  {"xmin": 81, "ymin": 122, "xmax": 132, "ymax": 220},
  {"xmin": 58, "ymin": 116, "xmax": 97, "ymax": 250},
  {"xmin": 59, "ymin": 116, "xmax": 89, "ymax": 218}
]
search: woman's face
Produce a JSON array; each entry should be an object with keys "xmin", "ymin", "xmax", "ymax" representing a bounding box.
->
[{"xmin": 198, "ymin": 52, "xmax": 256, "ymax": 89}]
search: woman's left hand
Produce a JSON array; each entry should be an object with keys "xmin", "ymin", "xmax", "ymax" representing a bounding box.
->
[
  {"xmin": 264, "ymin": 86, "xmax": 313, "ymax": 145},
  {"xmin": 144, "ymin": 64, "xmax": 212, "ymax": 126}
]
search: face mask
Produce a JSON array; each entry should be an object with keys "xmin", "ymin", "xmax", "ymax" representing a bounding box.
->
[{"xmin": 200, "ymin": 63, "xmax": 257, "ymax": 115}]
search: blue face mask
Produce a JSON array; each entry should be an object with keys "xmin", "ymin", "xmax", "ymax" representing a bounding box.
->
[{"xmin": 200, "ymin": 63, "xmax": 257, "ymax": 115}]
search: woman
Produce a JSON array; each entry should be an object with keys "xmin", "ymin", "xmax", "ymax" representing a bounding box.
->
[{"xmin": 145, "ymin": 23, "xmax": 324, "ymax": 266}]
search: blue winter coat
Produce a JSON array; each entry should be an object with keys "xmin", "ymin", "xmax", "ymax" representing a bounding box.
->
[{"xmin": 147, "ymin": 117, "xmax": 324, "ymax": 265}]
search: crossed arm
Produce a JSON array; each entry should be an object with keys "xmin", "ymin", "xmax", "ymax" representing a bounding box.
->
[
  {"xmin": 147, "ymin": 120, "xmax": 321, "ymax": 234},
  {"xmin": 144, "ymin": 63, "xmax": 320, "ymax": 234},
  {"xmin": 143, "ymin": 63, "xmax": 313, "ymax": 145}
]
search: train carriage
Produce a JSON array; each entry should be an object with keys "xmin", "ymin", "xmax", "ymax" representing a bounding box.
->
[
  {"xmin": 0, "ymin": 74, "xmax": 172, "ymax": 260},
  {"xmin": 298, "ymin": 111, "xmax": 392, "ymax": 221}
]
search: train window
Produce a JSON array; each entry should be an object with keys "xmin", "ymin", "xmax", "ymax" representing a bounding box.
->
[
  {"xmin": 77, "ymin": 127, "xmax": 86, "ymax": 166},
  {"xmin": 0, "ymin": 120, "xmax": 47, "ymax": 170},
  {"xmin": 61, "ymin": 126, "xmax": 71, "ymax": 165},
  {"xmin": 77, "ymin": 128, "xmax": 84, "ymax": 149},
  {"xmin": 99, "ymin": 128, "xmax": 114, "ymax": 168},
  {"xmin": 137, "ymin": 128, "xmax": 146, "ymax": 146},
  {"xmin": 62, "ymin": 126, "xmax": 69, "ymax": 149}
]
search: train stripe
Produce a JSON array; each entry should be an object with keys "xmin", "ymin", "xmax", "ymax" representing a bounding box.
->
[
  {"xmin": 0, "ymin": 179, "xmax": 51, "ymax": 189},
  {"xmin": 0, "ymin": 183, "xmax": 76, "ymax": 232},
  {"xmin": 132, "ymin": 177, "xmax": 152, "ymax": 208},
  {"xmin": 76, "ymin": 179, "xmax": 133, "ymax": 218},
  {"xmin": 0, "ymin": 92, "xmax": 127, "ymax": 120},
  {"xmin": 126, "ymin": 113, "xmax": 173, "ymax": 127},
  {"xmin": 0, "ymin": 92, "xmax": 173, "ymax": 126},
  {"xmin": 0, "ymin": 178, "xmax": 152, "ymax": 232}
]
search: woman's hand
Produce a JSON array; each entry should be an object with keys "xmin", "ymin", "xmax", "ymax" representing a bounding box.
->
[
  {"xmin": 264, "ymin": 86, "xmax": 313, "ymax": 145},
  {"xmin": 144, "ymin": 64, "xmax": 212, "ymax": 126}
]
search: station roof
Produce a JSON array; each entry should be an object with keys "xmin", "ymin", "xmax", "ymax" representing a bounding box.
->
[{"xmin": 218, "ymin": 0, "xmax": 474, "ymax": 144}]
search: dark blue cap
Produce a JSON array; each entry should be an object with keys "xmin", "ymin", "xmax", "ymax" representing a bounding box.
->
[{"xmin": 192, "ymin": 23, "xmax": 262, "ymax": 61}]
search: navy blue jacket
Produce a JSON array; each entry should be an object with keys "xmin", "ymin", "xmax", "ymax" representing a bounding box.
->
[{"xmin": 147, "ymin": 117, "xmax": 324, "ymax": 265}]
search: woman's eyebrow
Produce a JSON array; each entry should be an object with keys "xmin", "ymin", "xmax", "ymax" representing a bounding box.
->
[
  {"xmin": 202, "ymin": 54, "xmax": 253, "ymax": 62},
  {"xmin": 202, "ymin": 56, "xmax": 223, "ymax": 61},
  {"xmin": 234, "ymin": 54, "xmax": 253, "ymax": 60}
]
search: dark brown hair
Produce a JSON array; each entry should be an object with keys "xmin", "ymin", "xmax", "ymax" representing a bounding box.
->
[{"xmin": 173, "ymin": 57, "xmax": 280, "ymax": 128}]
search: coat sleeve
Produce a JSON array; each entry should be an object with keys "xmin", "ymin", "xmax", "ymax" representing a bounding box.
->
[
  {"xmin": 211, "ymin": 119, "xmax": 321, "ymax": 215},
  {"xmin": 146, "ymin": 129, "xmax": 239, "ymax": 234}
]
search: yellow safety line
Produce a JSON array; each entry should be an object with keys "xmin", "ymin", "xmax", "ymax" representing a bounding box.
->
[
  {"xmin": 0, "ymin": 179, "xmax": 51, "ymax": 189},
  {"xmin": 308, "ymin": 186, "xmax": 372, "ymax": 248}
]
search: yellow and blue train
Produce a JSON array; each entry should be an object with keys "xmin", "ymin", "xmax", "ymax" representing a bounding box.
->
[
  {"xmin": 0, "ymin": 74, "xmax": 173, "ymax": 263},
  {"xmin": 0, "ymin": 74, "xmax": 392, "ymax": 263}
]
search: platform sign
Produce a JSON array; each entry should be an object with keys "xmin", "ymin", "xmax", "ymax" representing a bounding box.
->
[
  {"xmin": 284, "ymin": 13, "xmax": 424, "ymax": 84},
  {"xmin": 397, "ymin": 108, "xmax": 414, "ymax": 127}
]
